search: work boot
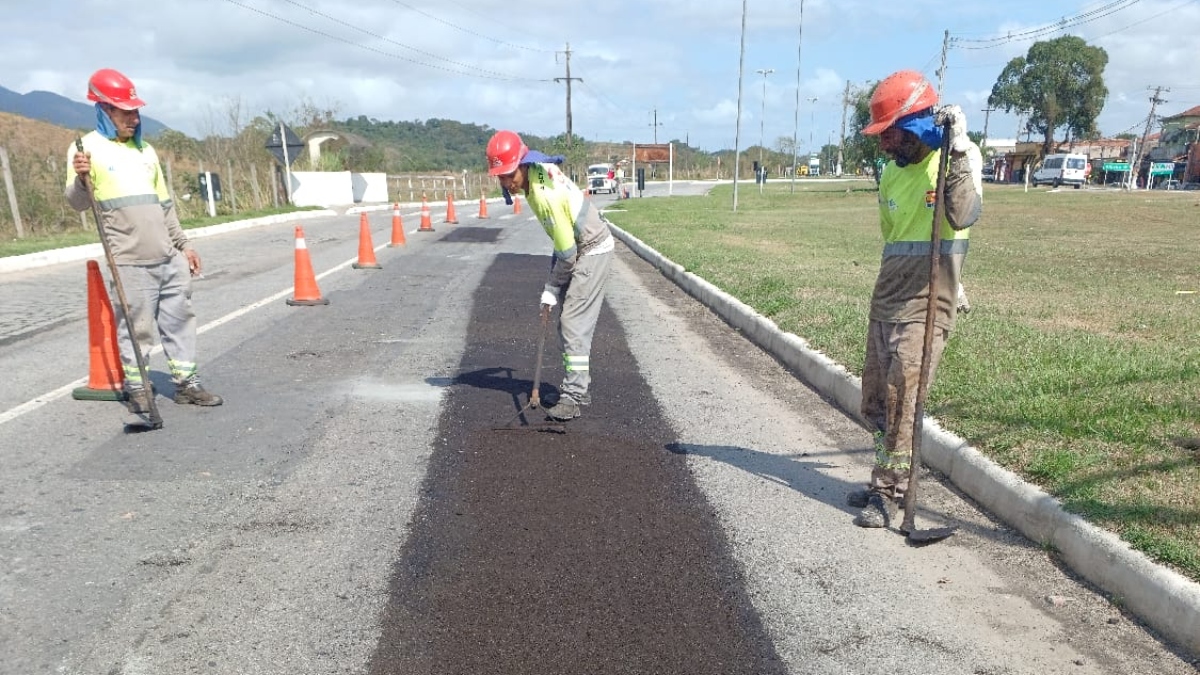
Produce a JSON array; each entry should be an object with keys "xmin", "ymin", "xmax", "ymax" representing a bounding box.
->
[
  {"xmin": 174, "ymin": 378, "xmax": 223, "ymax": 406},
  {"xmin": 125, "ymin": 387, "xmax": 153, "ymax": 415},
  {"xmin": 854, "ymin": 493, "xmax": 897, "ymax": 529},
  {"xmin": 544, "ymin": 395, "xmax": 581, "ymax": 421},
  {"xmin": 847, "ymin": 489, "xmax": 904, "ymax": 509},
  {"xmin": 846, "ymin": 489, "xmax": 873, "ymax": 508}
]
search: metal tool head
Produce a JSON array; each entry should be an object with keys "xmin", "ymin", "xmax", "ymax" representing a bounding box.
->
[{"xmin": 901, "ymin": 524, "xmax": 958, "ymax": 544}]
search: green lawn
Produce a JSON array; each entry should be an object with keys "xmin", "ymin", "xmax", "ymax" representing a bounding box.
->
[{"xmin": 605, "ymin": 180, "xmax": 1200, "ymax": 580}]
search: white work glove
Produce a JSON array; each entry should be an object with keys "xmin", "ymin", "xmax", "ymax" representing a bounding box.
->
[
  {"xmin": 936, "ymin": 104, "xmax": 984, "ymax": 201},
  {"xmin": 934, "ymin": 104, "xmax": 972, "ymax": 153},
  {"xmin": 540, "ymin": 290, "xmax": 558, "ymax": 308}
]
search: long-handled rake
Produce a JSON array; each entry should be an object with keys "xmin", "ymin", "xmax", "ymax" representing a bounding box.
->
[
  {"xmin": 899, "ymin": 122, "xmax": 957, "ymax": 544},
  {"xmin": 494, "ymin": 305, "xmax": 565, "ymax": 434},
  {"xmin": 75, "ymin": 137, "xmax": 163, "ymax": 430}
]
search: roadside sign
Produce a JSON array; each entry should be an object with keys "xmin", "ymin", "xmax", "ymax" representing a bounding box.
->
[
  {"xmin": 266, "ymin": 124, "xmax": 304, "ymax": 167},
  {"xmin": 266, "ymin": 123, "xmax": 303, "ymax": 204},
  {"xmin": 634, "ymin": 144, "xmax": 672, "ymax": 163},
  {"xmin": 1149, "ymin": 162, "xmax": 1175, "ymax": 176},
  {"xmin": 1102, "ymin": 162, "xmax": 1130, "ymax": 172}
]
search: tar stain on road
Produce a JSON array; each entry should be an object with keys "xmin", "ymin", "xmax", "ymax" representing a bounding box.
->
[{"xmin": 368, "ymin": 253, "xmax": 786, "ymax": 675}]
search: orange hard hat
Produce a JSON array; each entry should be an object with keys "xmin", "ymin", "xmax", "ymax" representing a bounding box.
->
[
  {"xmin": 87, "ymin": 68, "xmax": 146, "ymax": 110},
  {"xmin": 863, "ymin": 70, "xmax": 938, "ymax": 135},
  {"xmin": 486, "ymin": 130, "xmax": 528, "ymax": 176}
]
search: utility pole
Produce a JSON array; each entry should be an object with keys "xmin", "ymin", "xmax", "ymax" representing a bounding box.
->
[
  {"xmin": 980, "ymin": 105, "xmax": 995, "ymax": 153},
  {"xmin": 649, "ymin": 109, "xmax": 664, "ymax": 144},
  {"xmin": 554, "ymin": 42, "xmax": 583, "ymax": 145},
  {"xmin": 1131, "ymin": 86, "xmax": 1168, "ymax": 189},
  {"xmin": 936, "ymin": 29, "xmax": 950, "ymax": 95},
  {"xmin": 837, "ymin": 79, "xmax": 851, "ymax": 177}
]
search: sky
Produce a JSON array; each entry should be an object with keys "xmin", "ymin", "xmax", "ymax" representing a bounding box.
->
[{"xmin": 4, "ymin": 0, "xmax": 1199, "ymax": 154}]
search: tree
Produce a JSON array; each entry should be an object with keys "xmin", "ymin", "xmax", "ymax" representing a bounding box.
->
[
  {"xmin": 988, "ymin": 35, "xmax": 1108, "ymax": 156},
  {"xmin": 846, "ymin": 83, "xmax": 882, "ymax": 175}
]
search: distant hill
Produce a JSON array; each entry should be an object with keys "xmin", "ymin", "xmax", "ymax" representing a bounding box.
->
[{"xmin": 0, "ymin": 84, "xmax": 170, "ymax": 137}]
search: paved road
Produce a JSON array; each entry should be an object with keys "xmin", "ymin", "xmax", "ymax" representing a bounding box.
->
[{"xmin": 1, "ymin": 192, "xmax": 1195, "ymax": 673}]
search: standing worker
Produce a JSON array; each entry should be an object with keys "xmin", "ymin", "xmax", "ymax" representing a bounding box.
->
[
  {"xmin": 849, "ymin": 70, "xmax": 983, "ymax": 527},
  {"xmin": 65, "ymin": 68, "xmax": 222, "ymax": 415},
  {"xmin": 485, "ymin": 130, "xmax": 614, "ymax": 422}
]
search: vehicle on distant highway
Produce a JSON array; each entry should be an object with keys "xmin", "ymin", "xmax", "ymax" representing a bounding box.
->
[{"xmin": 587, "ymin": 163, "xmax": 618, "ymax": 194}]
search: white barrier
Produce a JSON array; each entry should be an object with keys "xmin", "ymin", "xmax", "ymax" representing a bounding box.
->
[{"xmin": 289, "ymin": 171, "xmax": 388, "ymax": 207}]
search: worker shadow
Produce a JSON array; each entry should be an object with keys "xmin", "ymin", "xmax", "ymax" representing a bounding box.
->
[
  {"xmin": 668, "ymin": 442, "xmax": 1010, "ymax": 544},
  {"xmin": 427, "ymin": 366, "xmax": 562, "ymax": 415},
  {"xmin": 665, "ymin": 442, "xmax": 862, "ymax": 517}
]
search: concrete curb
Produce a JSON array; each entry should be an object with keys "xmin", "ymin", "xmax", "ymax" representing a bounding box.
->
[
  {"xmin": 607, "ymin": 222, "xmax": 1200, "ymax": 657},
  {"xmin": 0, "ymin": 209, "xmax": 338, "ymax": 275}
]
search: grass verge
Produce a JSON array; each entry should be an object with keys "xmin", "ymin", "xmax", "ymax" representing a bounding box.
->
[{"xmin": 605, "ymin": 180, "xmax": 1200, "ymax": 581}]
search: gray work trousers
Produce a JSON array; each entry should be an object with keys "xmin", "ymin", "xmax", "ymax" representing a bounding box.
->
[
  {"xmin": 552, "ymin": 249, "xmax": 613, "ymax": 404},
  {"xmin": 860, "ymin": 319, "xmax": 948, "ymax": 499},
  {"xmin": 112, "ymin": 254, "xmax": 198, "ymax": 388}
]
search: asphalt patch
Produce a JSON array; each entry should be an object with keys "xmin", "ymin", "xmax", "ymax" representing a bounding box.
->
[
  {"xmin": 368, "ymin": 253, "xmax": 786, "ymax": 675},
  {"xmin": 435, "ymin": 227, "xmax": 502, "ymax": 243}
]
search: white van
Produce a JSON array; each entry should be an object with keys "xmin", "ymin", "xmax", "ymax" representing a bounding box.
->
[{"xmin": 1031, "ymin": 153, "xmax": 1089, "ymax": 189}]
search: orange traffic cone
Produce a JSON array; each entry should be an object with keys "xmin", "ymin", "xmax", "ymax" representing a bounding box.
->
[
  {"xmin": 72, "ymin": 260, "xmax": 125, "ymax": 401},
  {"xmin": 388, "ymin": 203, "xmax": 407, "ymax": 247},
  {"xmin": 513, "ymin": 195, "xmax": 522, "ymax": 214},
  {"xmin": 352, "ymin": 212, "xmax": 382, "ymax": 269},
  {"xmin": 477, "ymin": 193, "xmax": 489, "ymax": 219},
  {"xmin": 445, "ymin": 192, "xmax": 459, "ymax": 224},
  {"xmin": 286, "ymin": 225, "xmax": 329, "ymax": 306},
  {"xmin": 418, "ymin": 195, "xmax": 435, "ymax": 232}
]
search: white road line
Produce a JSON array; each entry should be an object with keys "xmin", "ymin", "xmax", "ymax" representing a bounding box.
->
[{"xmin": 0, "ymin": 253, "xmax": 364, "ymax": 428}]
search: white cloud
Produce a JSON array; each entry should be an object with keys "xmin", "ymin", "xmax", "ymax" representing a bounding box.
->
[{"xmin": 1, "ymin": 0, "xmax": 1195, "ymax": 151}]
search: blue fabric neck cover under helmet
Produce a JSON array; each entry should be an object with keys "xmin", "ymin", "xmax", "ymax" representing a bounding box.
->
[
  {"xmin": 893, "ymin": 109, "xmax": 942, "ymax": 152},
  {"xmin": 500, "ymin": 149, "xmax": 567, "ymax": 204},
  {"xmin": 96, "ymin": 103, "xmax": 143, "ymax": 148}
]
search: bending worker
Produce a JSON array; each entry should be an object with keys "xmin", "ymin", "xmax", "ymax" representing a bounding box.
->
[
  {"xmin": 485, "ymin": 130, "xmax": 614, "ymax": 422},
  {"xmin": 66, "ymin": 68, "xmax": 222, "ymax": 415},
  {"xmin": 849, "ymin": 70, "xmax": 983, "ymax": 528}
]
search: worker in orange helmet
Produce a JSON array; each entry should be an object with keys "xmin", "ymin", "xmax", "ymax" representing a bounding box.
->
[
  {"xmin": 485, "ymin": 130, "xmax": 614, "ymax": 422},
  {"xmin": 849, "ymin": 70, "xmax": 983, "ymax": 528},
  {"xmin": 66, "ymin": 68, "xmax": 222, "ymax": 420}
]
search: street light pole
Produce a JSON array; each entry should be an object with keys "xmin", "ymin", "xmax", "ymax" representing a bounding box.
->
[
  {"xmin": 807, "ymin": 97, "xmax": 818, "ymax": 173},
  {"xmin": 756, "ymin": 68, "xmax": 774, "ymax": 193},
  {"xmin": 790, "ymin": 0, "xmax": 806, "ymax": 193},
  {"xmin": 732, "ymin": 0, "xmax": 747, "ymax": 212}
]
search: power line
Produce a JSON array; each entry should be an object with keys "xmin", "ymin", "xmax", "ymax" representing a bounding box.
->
[
  {"xmin": 953, "ymin": 0, "xmax": 1138, "ymax": 42},
  {"xmin": 384, "ymin": 0, "xmax": 553, "ymax": 53},
  {"xmin": 222, "ymin": 0, "xmax": 549, "ymax": 82},
  {"xmin": 953, "ymin": 0, "xmax": 1143, "ymax": 49},
  {"xmin": 1091, "ymin": 0, "xmax": 1198, "ymax": 40}
]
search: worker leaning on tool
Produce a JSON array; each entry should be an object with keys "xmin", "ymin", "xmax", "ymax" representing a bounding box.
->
[
  {"xmin": 485, "ymin": 130, "xmax": 614, "ymax": 422},
  {"xmin": 848, "ymin": 70, "xmax": 983, "ymax": 528},
  {"xmin": 65, "ymin": 68, "xmax": 222, "ymax": 414}
]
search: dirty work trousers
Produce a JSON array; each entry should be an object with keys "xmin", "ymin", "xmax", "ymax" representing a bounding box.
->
[
  {"xmin": 112, "ymin": 254, "xmax": 198, "ymax": 389},
  {"xmin": 860, "ymin": 319, "xmax": 949, "ymax": 499},
  {"xmin": 553, "ymin": 249, "xmax": 613, "ymax": 405}
]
